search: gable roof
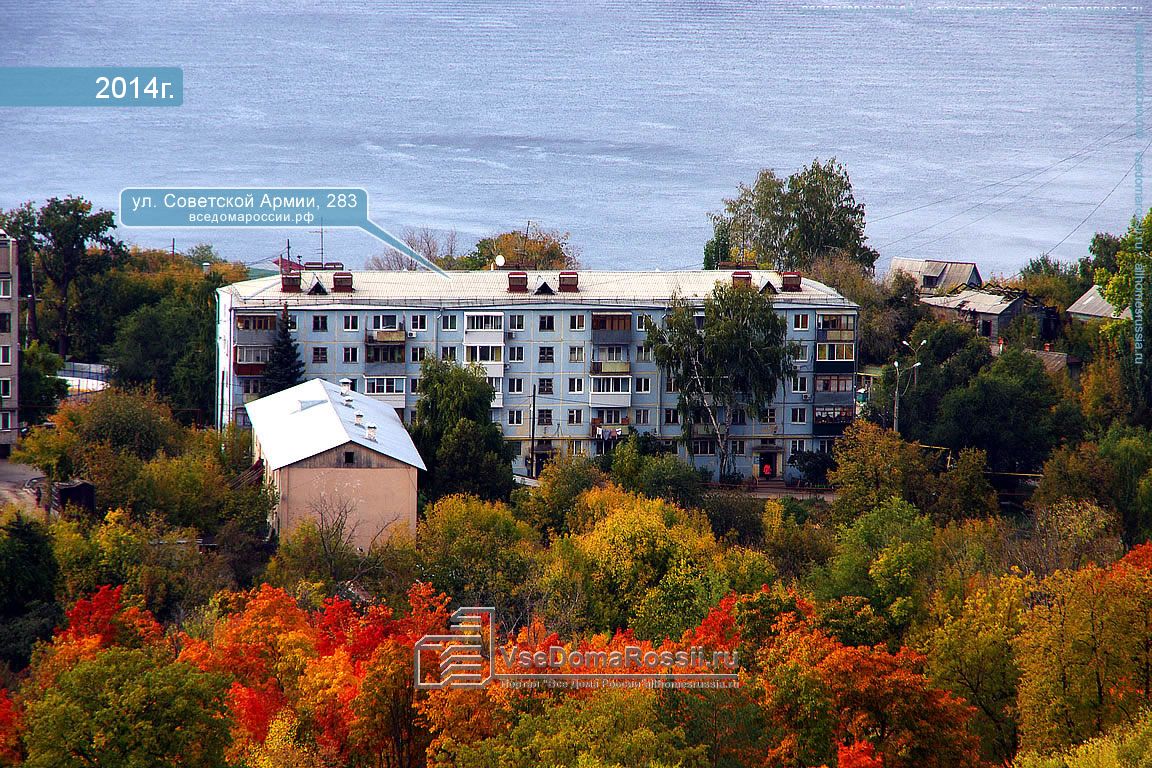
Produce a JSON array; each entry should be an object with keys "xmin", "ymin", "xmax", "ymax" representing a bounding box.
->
[
  {"xmin": 888, "ymin": 258, "xmax": 983, "ymax": 293},
  {"xmin": 244, "ymin": 378, "xmax": 426, "ymax": 471},
  {"xmin": 1067, "ymin": 285, "xmax": 1131, "ymax": 320}
]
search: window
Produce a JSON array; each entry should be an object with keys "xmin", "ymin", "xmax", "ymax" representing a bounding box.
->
[
  {"xmin": 815, "ymin": 406, "xmax": 854, "ymax": 424},
  {"xmin": 0, "ymin": 279, "xmax": 11, "ymax": 299},
  {"xmin": 365, "ymin": 377, "xmax": 404, "ymax": 394},
  {"xmin": 816, "ymin": 375, "xmax": 855, "ymax": 392},
  {"xmin": 818, "ymin": 438, "xmax": 836, "ymax": 454},
  {"xmin": 791, "ymin": 375, "xmax": 808, "ymax": 394},
  {"xmin": 817, "ymin": 314, "xmax": 856, "ymax": 332},
  {"xmin": 367, "ymin": 345, "xmax": 404, "ymax": 363},
  {"xmin": 371, "ymin": 314, "xmax": 400, "ymax": 330},
  {"xmin": 764, "ymin": 407, "xmax": 778, "ymax": 424},
  {"xmin": 466, "ymin": 345, "xmax": 503, "ymax": 363},
  {"xmin": 539, "ymin": 315, "xmax": 555, "ymax": 332},
  {"xmin": 466, "ymin": 314, "xmax": 503, "ymax": 331},
  {"xmin": 0, "ymin": 314, "xmax": 10, "ymax": 334},
  {"xmin": 440, "ymin": 346, "xmax": 456, "ymax": 360},
  {"xmin": 343, "ymin": 314, "xmax": 359, "ymax": 331},
  {"xmin": 568, "ymin": 408, "xmax": 583, "ymax": 425},
  {"xmin": 312, "ymin": 315, "xmax": 328, "ymax": 332},
  {"xmin": 569, "ymin": 440, "xmax": 585, "ymax": 456},
  {"xmin": 816, "ymin": 343, "xmax": 855, "ymax": 362},
  {"xmin": 287, "ymin": 314, "xmax": 298, "ymax": 331},
  {"xmin": 665, "ymin": 378, "xmax": 678, "ymax": 393},
  {"xmin": 441, "ymin": 314, "xmax": 458, "ymax": 331},
  {"xmin": 602, "ymin": 345, "xmax": 625, "ymax": 361},
  {"xmin": 487, "ymin": 377, "xmax": 503, "ymax": 393},
  {"xmin": 635, "ymin": 409, "xmax": 650, "ymax": 425},
  {"xmin": 236, "ymin": 346, "xmax": 271, "ymax": 363},
  {"xmin": 570, "ymin": 314, "xmax": 585, "ymax": 331},
  {"xmin": 312, "ymin": 347, "xmax": 328, "ymax": 364},
  {"xmin": 411, "ymin": 314, "xmax": 427, "ymax": 331},
  {"xmin": 691, "ymin": 439, "xmax": 717, "ymax": 455},
  {"xmin": 508, "ymin": 410, "xmax": 523, "ymax": 425},
  {"xmin": 636, "ymin": 315, "xmax": 648, "ymax": 331},
  {"xmin": 793, "ymin": 344, "xmax": 809, "ymax": 363},
  {"xmin": 236, "ymin": 315, "xmax": 275, "ymax": 331},
  {"xmin": 731, "ymin": 407, "xmax": 746, "ymax": 425},
  {"xmin": 539, "ymin": 346, "xmax": 555, "ymax": 363},
  {"xmin": 636, "ymin": 345, "xmax": 651, "ymax": 362},
  {"xmin": 508, "ymin": 378, "xmax": 524, "ymax": 394},
  {"xmin": 344, "ymin": 451, "xmax": 355, "ymax": 466},
  {"xmin": 240, "ymin": 378, "xmax": 263, "ymax": 395},
  {"xmin": 343, "ymin": 346, "xmax": 359, "ymax": 363},
  {"xmin": 568, "ymin": 377, "xmax": 584, "ymax": 394},
  {"xmin": 592, "ymin": 377, "xmax": 630, "ymax": 393},
  {"xmin": 596, "ymin": 408, "xmax": 622, "ymax": 424},
  {"xmin": 569, "ymin": 346, "xmax": 585, "ymax": 363},
  {"xmin": 793, "ymin": 313, "xmax": 810, "ymax": 331},
  {"xmin": 635, "ymin": 377, "xmax": 651, "ymax": 393},
  {"xmin": 411, "ymin": 378, "xmax": 420, "ymax": 393},
  {"xmin": 508, "ymin": 346, "xmax": 524, "ymax": 362},
  {"xmin": 790, "ymin": 439, "xmax": 806, "ymax": 455},
  {"xmin": 411, "ymin": 346, "xmax": 427, "ymax": 363},
  {"xmin": 0, "ymin": 412, "xmax": 10, "ymax": 431},
  {"xmin": 0, "ymin": 379, "xmax": 12, "ymax": 399},
  {"xmin": 731, "ymin": 439, "xmax": 746, "ymax": 456},
  {"xmin": 537, "ymin": 409, "xmax": 553, "ymax": 426},
  {"xmin": 664, "ymin": 408, "xmax": 680, "ymax": 425},
  {"xmin": 538, "ymin": 378, "xmax": 554, "ymax": 395},
  {"xmin": 790, "ymin": 407, "xmax": 807, "ymax": 424},
  {"xmin": 592, "ymin": 314, "xmax": 630, "ymax": 331},
  {"xmin": 509, "ymin": 314, "xmax": 525, "ymax": 331}
]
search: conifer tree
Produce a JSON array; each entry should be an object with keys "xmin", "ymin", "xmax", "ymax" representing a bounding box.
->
[{"xmin": 262, "ymin": 304, "xmax": 304, "ymax": 395}]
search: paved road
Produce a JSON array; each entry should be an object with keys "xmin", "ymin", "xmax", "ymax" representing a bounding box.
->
[{"xmin": 0, "ymin": 459, "xmax": 42, "ymax": 510}]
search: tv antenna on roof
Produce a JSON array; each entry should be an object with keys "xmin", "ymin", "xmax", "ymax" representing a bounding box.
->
[{"xmin": 310, "ymin": 220, "xmax": 326, "ymax": 267}]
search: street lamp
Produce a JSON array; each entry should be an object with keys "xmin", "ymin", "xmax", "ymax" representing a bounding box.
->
[
  {"xmin": 901, "ymin": 339, "xmax": 927, "ymax": 385},
  {"xmin": 892, "ymin": 359, "xmax": 921, "ymax": 435}
]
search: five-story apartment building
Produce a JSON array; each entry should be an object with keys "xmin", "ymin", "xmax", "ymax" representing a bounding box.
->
[
  {"xmin": 217, "ymin": 268, "xmax": 858, "ymax": 481},
  {"xmin": 0, "ymin": 231, "xmax": 18, "ymax": 455}
]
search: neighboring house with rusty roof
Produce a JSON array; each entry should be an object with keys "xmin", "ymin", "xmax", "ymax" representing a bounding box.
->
[
  {"xmin": 888, "ymin": 258, "xmax": 983, "ymax": 295},
  {"xmin": 990, "ymin": 339, "xmax": 1082, "ymax": 382},
  {"xmin": 921, "ymin": 287, "xmax": 1055, "ymax": 340},
  {"xmin": 1067, "ymin": 285, "xmax": 1131, "ymax": 323},
  {"xmin": 245, "ymin": 378, "xmax": 425, "ymax": 550}
]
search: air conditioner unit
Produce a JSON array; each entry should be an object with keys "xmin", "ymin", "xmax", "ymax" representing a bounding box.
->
[
  {"xmin": 406, "ymin": 331, "xmax": 417, "ymax": 339},
  {"xmin": 766, "ymin": 424, "xmax": 779, "ymax": 434},
  {"xmin": 802, "ymin": 394, "xmax": 811, "ymax": 402},
  {"xmin": 507, "ymin": 331, "xmax": 518, "ymax": 340}
]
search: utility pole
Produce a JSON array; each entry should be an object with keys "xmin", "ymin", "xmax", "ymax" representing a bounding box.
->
[{"xmin": 529, "ymin": 384, "xmax": 537, "ymax": 477}]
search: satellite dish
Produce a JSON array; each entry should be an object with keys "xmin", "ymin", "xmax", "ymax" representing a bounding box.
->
[{"xmin": 495, "ymin": 254, "xmax": 506, "ymax": 267}]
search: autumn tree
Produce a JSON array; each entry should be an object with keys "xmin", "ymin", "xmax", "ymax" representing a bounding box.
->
[
  {"xmin": 931, "ymin": 448, "xmax": 998, "ymax": 522},
  {"xmin": 645, "ymin": 282, "xmax": 794, "ymax": 480},
  {"xmin": 827, "ymin": 421, "xmax": 932, "ymax": 521},
  {"xmin": 471, "ymin": 224, "xmax": 579, "ymax": 270}
]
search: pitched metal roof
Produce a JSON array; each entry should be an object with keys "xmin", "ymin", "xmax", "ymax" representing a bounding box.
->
[
  {"xmin": 244, "ymin": 378, "xmax": 426, "ymax": 471},
  {"xmin": 888, "ymin": 258, "xmax": 983, "ymax": 293},
  {"xmin": 221, "ymin": 269, "xmax": 858, "ymax": 309},
  {"xmin": 921, "ymin": 288, "xmax": 1020, "ymax": 315},
  {"xmin": 1067, "ymin": 285, "xmax": 1131, "ymax": 320}
]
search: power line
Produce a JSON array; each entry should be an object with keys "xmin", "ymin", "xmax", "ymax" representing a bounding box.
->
[
  {"xmin": 1047, "ymin": 139, "xmax": 1151, "ymax": 254},
  {"xmin": 870, "ymin": 118, "xmax": 1140, "ymax": 224}
]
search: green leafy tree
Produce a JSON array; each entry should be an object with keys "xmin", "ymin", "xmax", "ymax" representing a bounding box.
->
[
  {"xmin": 0, "ymin": 512, "xmax": 60, "ymax": 672},
  {"xmin": 18, "ymin": 197, "xmax": 126, "ymax": 357},
  {"xmin": 716, "ymin": 158, "xmax": 876, "ymax": 271},
  {"xmin": 261, "ymin": 305, "xmax": 305, "ymax": 395},
  {"xmin": 645, "ymin": 282, "xmax": 794, "ymax": 479},
  {"xmin": 827, "ymin": 421, "xmax": 933, "ymax": 522},
  {"xmin": 703, "ymin": 217, "xmax": 733, "ymax": 269},
  {"xmin": 18, "ymin": 341, "xmax": 68, "ymax": 422},
  {"xmin": 931, "ymin": 447, "xmax": 998, "ymax": 522},
  {"xmin": 23, "ymin": 647, "xmax": 230, "ymax": 768},
  {"xmin": 410, "ymin": 356, "xmax": 513, "ymax": 500}
]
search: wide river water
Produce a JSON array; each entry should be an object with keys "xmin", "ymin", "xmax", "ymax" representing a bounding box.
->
[{"xmin": 1, "ymin": 0, "xmax": 1146, "ymax": 275}]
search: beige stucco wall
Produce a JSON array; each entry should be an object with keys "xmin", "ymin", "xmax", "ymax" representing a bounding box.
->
[{"xmin": 264, "ymin": 444, "xmax": 418, "ymax": 551}]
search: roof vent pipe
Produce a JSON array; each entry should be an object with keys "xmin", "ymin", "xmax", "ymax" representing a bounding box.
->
[
  {"xmin": 339, "ymin": 378, "xmax": 352, "ymax": 394},
  {"xmin": 354, "ymin": 411, "xmax": 364, "ymax": 426},
  {"xmin": 365, "ymin": 423, "xmax": 377, "ymax": 441}
]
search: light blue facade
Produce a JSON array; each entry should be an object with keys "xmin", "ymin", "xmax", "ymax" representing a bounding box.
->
[{"xmin": 217, "ymin": 269, "xmax": 858, "ymax": 481}]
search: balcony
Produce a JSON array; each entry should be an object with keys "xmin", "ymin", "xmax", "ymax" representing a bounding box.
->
[
  {"xmin": 591, "ymin": 313, "xmax": 633, "ymax": 345},
  {"xmin": 235, "ymin": 362, "xmax": 266, "ymax": 376},
  {"xmin": 817, "ymin": 329, "xmax": 856, "ymax": 343},
  {"xmin": 366, "ymin": 328, "xmax": 407, "ymax": 344},
  {"xmin": 588, "ymin": 391, "xmax": 632, "ymax": 408},
  {"xmin": 813, "ymin": 418, "xmax": 854, "ymax": 436},
  {"xmin": 813, "ymin": 359, "xmax": 856, "ymax": 375},
  {"xmin": 590, "ymin": 360, "xmax": 631, "ymax": 375},
  {"xmin": 813, "ymin": 389, "xmax": 857, "ymax": 406},
  {"xmin": 589, "ymin": 419, "xmax": 632, "ymax": 439},
  {"xmin": 364, "ymin": 360, "xmax": 407, "ymax": 376}
]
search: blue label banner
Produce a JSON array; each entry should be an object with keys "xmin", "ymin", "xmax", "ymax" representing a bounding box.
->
[
  {"xmin": 0, "ymin": 67, "xmax": 182, "ymax": 106},
  {"xmin": 119, "ymin": 187, "xmax": 447, "ymax": 276}
]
